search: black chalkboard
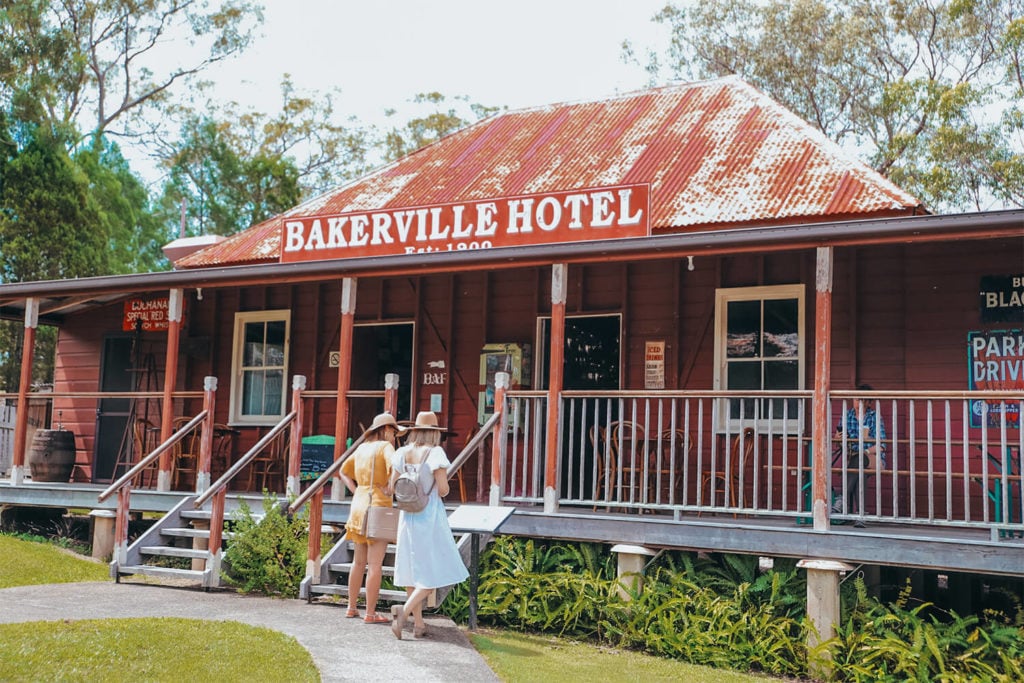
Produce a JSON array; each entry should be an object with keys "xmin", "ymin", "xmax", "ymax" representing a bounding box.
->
[{"xmin": 301, "ymin": 435, "xmax": 335, "ymax": 481}]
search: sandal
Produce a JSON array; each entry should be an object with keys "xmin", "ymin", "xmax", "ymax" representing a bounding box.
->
[
  {"xmin": 364, "ymin": 613, "xmax": 390, "ymax": 624},
  {"xmin": 390, "ymin": 605, "xmax": 405, "ymax": 640},
  {"xmin": 345, "ymin": 608, "xmax": 360, "ymax": 618}
]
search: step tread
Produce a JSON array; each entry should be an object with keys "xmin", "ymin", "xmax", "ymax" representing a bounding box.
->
[
  {"xmin": 329, "ymin": 562, "xmax": 395, "ymax": 576},
  {"xmin": 162, "ymin": 528, "xmax": 234, "ymax": 540},
  {"xmin": 307, "ymin": 584, "xmax": 407, "ymax": 600},
  {"xmin": 116, "ymin": 565, "xmax": 206, "ymax": 580},
  {"xmin": 140, "ymin": 546, "xmax": 208, "ymax": 559}
]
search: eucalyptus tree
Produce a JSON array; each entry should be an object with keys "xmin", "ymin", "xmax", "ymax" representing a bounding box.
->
[{"xmin": 631, "ymin": 0, "xmax": 1024, "ymax": 211}]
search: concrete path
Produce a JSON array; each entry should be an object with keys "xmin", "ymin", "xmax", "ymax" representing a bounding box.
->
[{"xmin": 0, "ymin": 580, "xmax": 499, "ymax": 682}]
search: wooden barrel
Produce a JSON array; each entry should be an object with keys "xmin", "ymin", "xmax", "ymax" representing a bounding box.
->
[{"xmin": 29, "ymin": 429, "xmax": 77, "ymax": 482}]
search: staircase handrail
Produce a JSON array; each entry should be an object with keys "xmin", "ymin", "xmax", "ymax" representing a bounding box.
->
[
  {"xmin": 288, "ymin": 432, "xmax": 366, "ymax": 514},
  {"xmin": 446, "ymin": 411, "xmax": 500, "ymax": 482},
  {"xmin": 194, "ymin": 410, "xmax": 296, "ymax": 508},
  {"xmin": 98, "ymin": 411, "xmax": 208, "ymax": 503}
]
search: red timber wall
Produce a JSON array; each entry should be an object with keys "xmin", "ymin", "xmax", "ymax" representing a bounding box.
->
[{"xmin": 51, "ymin": 236, "xmax": 1022, "ymax": 493}]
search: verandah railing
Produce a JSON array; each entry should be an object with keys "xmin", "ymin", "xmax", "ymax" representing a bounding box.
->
[{"xmin": 495, "ymin": 390, "xmax": 1023, "ymax": 535}]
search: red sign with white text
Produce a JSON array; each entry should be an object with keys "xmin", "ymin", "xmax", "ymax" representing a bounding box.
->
[
  {"xmin": 123, "ymin": 297, "xmax": 171, "ymax": 332},
  {"xmin": 280, "ymin": 184, "xmax": 650, "ymax": 263}
]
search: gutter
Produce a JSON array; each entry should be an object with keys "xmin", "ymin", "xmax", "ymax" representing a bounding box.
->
[{"xmin": 0, "ymin": 209, "xmax": 1020, "ymax": 302}]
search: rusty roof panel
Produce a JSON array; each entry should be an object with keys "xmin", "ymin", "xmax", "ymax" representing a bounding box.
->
[{"xmin": 178, "ymin": 77, "xmax": 922, "ymax": 268}]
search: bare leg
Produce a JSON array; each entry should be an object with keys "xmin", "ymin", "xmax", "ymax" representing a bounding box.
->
[
  {"xmin": 347, "ymin": 541, "xmax": 367, "ymax": 612},
  {"xmin": 363, "ymin": 539, "xmax": 388, "ymax": 618},
  {"xmin": 391, "ymin": 587, "xmax": 433, "ymax": 640}
]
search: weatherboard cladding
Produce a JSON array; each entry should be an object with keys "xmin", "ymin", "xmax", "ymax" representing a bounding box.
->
[{"xmin": 177, "ymin": 76, "xmax": 921, "ymax": 269}]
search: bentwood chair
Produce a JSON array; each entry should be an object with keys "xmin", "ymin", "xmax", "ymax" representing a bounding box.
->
[
  {"xmin": 701, "ymin": 427, "xmax": 756, "ymax": 516},
  {"xmin": 609, "ymin": 420, "xmax": 647, "ymax": 505},
  {"xmin": 171, "ymin": 416, "xmax": 201, "ymax": 491}
]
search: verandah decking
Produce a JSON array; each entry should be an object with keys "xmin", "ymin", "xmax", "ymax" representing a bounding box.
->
[{"xmin": 1, "ymin": 387, "xmax": 1021, "ymax": 577}]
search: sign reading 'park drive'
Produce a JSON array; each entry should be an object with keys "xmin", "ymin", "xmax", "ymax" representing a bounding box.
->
[{"xmin": 280, "ymin": 184, "xmax": 650, "ymax": 262}]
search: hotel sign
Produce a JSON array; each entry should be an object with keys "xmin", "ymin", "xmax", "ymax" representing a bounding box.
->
[{"xmin": 280, "ymin": 184, "xmax": 650, "ymax": 263}]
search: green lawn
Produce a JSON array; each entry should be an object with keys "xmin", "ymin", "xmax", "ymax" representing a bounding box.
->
[{"xmin": 1, "ymin": 534, "xmax": 775, "ymax": 682}]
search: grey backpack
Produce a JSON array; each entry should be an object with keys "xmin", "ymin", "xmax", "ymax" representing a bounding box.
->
[{"xmin": 394, "ymin": 447, "xmax": 435, "ymax": 513}]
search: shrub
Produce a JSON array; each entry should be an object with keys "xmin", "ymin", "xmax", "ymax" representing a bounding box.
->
[{"xmin": 221, "ymin": 494, "xmax": 309, "ymax": 598}]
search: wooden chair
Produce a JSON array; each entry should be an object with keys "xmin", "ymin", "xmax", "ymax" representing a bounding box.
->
[
  {"xmin": 701, "ymin": 427, "xmax": 755, "ymax": 516},
  {"xmin": 589, "ymin": 424, "xmax": 611, "ymax": 507},
  {"xmin": 171, "ymin": 416, "xmax": 201, "ymax": 491},
  {"xmin": 131, "ymin": 418, "xmax": 159, "ymax": 488},
  {"xmin": 246, "ymin": 430, "xmax": 286, "ymax": 492},
  {"xmin": 609, "ymin": 420, "xmax": 647, "ymax": 505},
  {"xmin": 653, "ymin": 428, "xmax": 691, "ymax": 504}
]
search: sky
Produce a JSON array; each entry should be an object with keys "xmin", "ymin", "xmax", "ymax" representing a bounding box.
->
[{"xmin": 203, "ymin": 0, "xmax": 675, "ymax": 129}]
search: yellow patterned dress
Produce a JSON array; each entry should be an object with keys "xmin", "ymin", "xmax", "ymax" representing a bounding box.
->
[{"xmin": 341, "ymin": 440, "xmax": 395, "ymax": 543}]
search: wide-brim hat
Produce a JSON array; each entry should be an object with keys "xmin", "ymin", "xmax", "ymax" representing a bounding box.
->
[
  {"xmin": 407, "ymin": 411, "xmax": 447, "ymax": 432},
  {"xmin": 365, "ymin": 412, "xmax": 406, "ymax": 435}
]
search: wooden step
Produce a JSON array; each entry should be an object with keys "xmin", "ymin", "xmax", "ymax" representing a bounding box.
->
[
  {"xmin": 162, "ymin": 527, "xmax": 210, "ymax": 539},
  {"xmin": 307, "ymin": 584, "xmax": 407, "ymax": 601},
  {"xmin": 140, "ymin": 546, "xmax": 208, "ymax": 559},
  {"xmin": 329, "ymin": 562, "xmax": 395, "ymax": 576},
  {"xmin": 162, "ymin": 527, "xmax": 234, "ymax": 540},
  {"xmin": 116, "ymin": 565, "xmax": 206, "ymax": 581}
]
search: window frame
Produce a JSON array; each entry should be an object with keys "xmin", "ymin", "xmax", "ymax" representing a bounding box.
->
[
  {"xmin": 712, "ymin": 285, "xmax": 805, "ymax": 431},
  {"xmin": 228, "ymin": 309, "xmax": 291, "ymax": 426}
]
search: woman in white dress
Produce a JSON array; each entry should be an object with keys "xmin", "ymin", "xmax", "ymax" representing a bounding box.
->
[{"xmin": 388, "ymin": 411, "xmax": 469, "ymax": 639}]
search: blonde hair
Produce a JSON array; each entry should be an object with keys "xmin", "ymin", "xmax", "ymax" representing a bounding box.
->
[{"xmin": 405, "ymin": 428, "xmax": 441, "ymax": 447}]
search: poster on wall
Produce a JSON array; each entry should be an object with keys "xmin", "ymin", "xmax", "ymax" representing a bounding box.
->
[
  {"xmin": 979, "ymin": 274, "xmax": 1024, "ymax": 323},
  {"xmin": 645, "ymin": 341, "xmax": 665, "ymax": 390},
  {"xmin": 967, "ymin": 329, "xmax": 1023, "ymax": 428}
]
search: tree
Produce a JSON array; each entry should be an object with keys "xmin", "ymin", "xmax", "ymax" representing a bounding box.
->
[
  {"xmin": 154, "ymin": 77, "xmax": 370, "ymax": 237},
  {"xmin": 631, "ymin": 0, "xmax": 1024, "ymax": 211},
  {"xmin": 0, "ymin": 0, "xmax": 263, "ymax": 145},
  {"xmin": 381, "ymin": 92, "xmax": 502, "ymax": 163}
]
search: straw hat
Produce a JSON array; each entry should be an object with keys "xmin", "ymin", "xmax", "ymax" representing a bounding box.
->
[
  {"xmin": 365, "ymin": 412, "xmax": 405, "ymax": 435},
  {"xmin": 407, "ymin": 411, "xmax": 447, "ymax": 431}
]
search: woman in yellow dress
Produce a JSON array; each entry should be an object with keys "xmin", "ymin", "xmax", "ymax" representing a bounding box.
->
[{"xmin": 340, "ymin": 412, "xmax": 404, "ymax": 623}]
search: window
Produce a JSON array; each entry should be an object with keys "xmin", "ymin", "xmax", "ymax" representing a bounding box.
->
[
  {"xmin": 229, "ymin": 310, "xmax": 290, "ymax": 425},
  {"xmin": 714, "ymin": 285, "xmax": 804, "ymax": 428}
]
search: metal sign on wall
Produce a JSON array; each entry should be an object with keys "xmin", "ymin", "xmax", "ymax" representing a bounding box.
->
[
  {"xmin": 280, "ymin": 183, "xmax": 650, "ymax": 263},
  {"xmin": 967, "ymin": 328, "xmax": 1023, "ymax": 428},
  {"xmin": 979, "ymin": 274, "xmax": 1024, "ymax": 323},
  {"xmin": 122, "ymin": 297, "xmax": 171, "ymax": 332}
]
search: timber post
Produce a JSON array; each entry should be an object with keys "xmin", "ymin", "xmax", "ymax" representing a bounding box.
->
[
  {"xmin": 10, "ymin": 297, "xmax": 38, "ymax": 485},
  {"xmin": 287, "ymin": 375, "xmax": 306, "ymax": 497},
  {"xmin": 195, "ymin": 376, "xmax": 217, "ymax": 493},
  {"xmin": 489, "ymin": 372, "xmax": 509, "ymax": 506},
  {"xmin": 158, "ymin": 288, "xmax": 183, "ymax": 492},
  {"xmin": 384, "ymin": 372, "xmax": 399, "ymax": 417},
  {"xmin": 332, "ymin": 277, "xmax": 356, "ymax": 502},
  {"xmin": 812, "ymin": 247, "xmax": 833, "ymax": 530},
  {"xmin": 799, "ymin": 558, "xmax": 854, "ymax": 678},
  {"xmin": 544, "ymin": 263, "xmax": 567, "ymax": 513}
]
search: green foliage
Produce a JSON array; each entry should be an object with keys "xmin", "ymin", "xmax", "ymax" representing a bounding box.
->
[
  {"xmin": 221, "ymin": 494, "xmax": 310, "ymax": 598},
  {"xmin": 0, "ymin": 0, "xmax": 263, "ymax": 142},
  {"xmin": 442, "ymin": 538, "xmax": 1023, "ymax": 681},
  {"xmin": 640, "ymin": 0, "xmax": 1024, "ymax": 211},
  {"xmin": 823, "ymin": 577, "xmax": 1024, "ymax": 682},
  {"xmin": 381, "ymin": 92, "xmax": 501, "ymax": 162}
]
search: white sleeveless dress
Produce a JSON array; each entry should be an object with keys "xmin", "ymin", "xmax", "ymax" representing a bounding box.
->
[{"xmin": 390, "ymin": 445, "xmax": 469, "ymax": 589}]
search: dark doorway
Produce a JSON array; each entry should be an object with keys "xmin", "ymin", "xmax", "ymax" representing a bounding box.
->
[
  {"xmin": 93, "ymin": 335, "xmax": 134, "ymax": 482},
  {"xmin": 538, "ymin": 315, "xmax": 621, "ymax": 499},
  {"xmin": 348, "ymin": 322, "xmax": 414, "ymax": 442}
]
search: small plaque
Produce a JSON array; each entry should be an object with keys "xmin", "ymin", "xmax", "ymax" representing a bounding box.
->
[{"xmin": 447, "ymin": 505, "xmax": 515, "ymax": 534}]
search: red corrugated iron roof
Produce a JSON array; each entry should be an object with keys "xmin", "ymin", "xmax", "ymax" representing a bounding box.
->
[{"xmin": 178, "ymin": 76, "xmax": 922, "ymax": 268}]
